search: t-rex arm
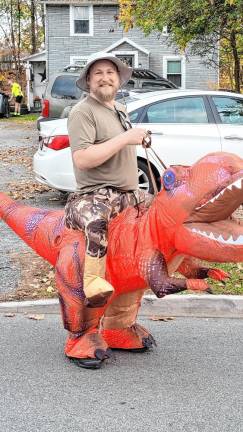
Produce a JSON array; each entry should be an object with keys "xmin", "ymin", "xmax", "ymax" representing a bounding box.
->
[
  {"xmin": 138, "ymin": 249, "xmax": 187, "ymax": 298},
  {"xmin": 178, "ymin": 257, "xmax": 230, "ymax": 282},
  {"xmin": 138, "ymin": 250, "xmax": 216, "ymax": 297}
]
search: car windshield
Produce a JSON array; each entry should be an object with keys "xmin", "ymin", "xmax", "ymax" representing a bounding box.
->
[{"xmin": 51, "ymin": 75, "xmax": 82, "ymax": 99}]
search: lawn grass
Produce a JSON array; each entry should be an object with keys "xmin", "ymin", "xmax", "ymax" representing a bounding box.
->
[
  {"xmin": 10, "ymin": 113, "xmax": 39, "ymax": 122},
  {"xmin": 0, "ymin": 113, "xmax": 39, "ymax": 122},
  {"xmin": 180, "ymin": 261, "xmax": 243, "ymax": 295},
  {"xmin": 208, "ymin": 262, "xmax": 243, "ymax": 295}
]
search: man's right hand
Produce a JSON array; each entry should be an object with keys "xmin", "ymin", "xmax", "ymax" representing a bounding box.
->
[{"xmin": 123, "ymin": 128, "xmax": 148, "ymax": 146}]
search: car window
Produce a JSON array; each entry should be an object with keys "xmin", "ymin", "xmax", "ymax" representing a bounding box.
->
[
  {"xmin": 126, "ymin": 80, "xmax": 135, "ymax": 89},
  {"xmin": 129, "ymin": 109, "xmax": 142, "ymax": 123},
  {"xmin": 212, "ymin": 96, "xmax": 243, "ymax": 125},
  {"xmin": 51, "ymin": 75, "xmax": 82, "ymax": 99},
  {"xmin": 142, "ymin": 97, "xmax": 209, "ymax": 123}
]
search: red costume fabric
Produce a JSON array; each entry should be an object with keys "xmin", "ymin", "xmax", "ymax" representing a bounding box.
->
[{"xmin": 0, "ymin": 152, "xmax": 242, "ymax": 362}]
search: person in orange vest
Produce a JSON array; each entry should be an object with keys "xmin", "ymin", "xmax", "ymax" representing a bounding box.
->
[{"xmin": 8, "ymin": 77, "xmax": 23, "ymax": 116}]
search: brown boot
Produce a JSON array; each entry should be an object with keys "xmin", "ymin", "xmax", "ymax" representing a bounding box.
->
[{"xmin": 83, "ymin": 255, "xmax": 114, "ymax": 308}]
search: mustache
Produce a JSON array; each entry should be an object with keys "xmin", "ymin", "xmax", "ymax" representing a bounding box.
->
[{"xmin": 99, "ymin": 81, "xmax": 114, "ymax": 86}]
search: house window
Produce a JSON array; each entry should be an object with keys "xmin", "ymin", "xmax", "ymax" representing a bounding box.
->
[
  {"xmin": 70, "ymin": 56, "xmax": 88, "ymax": 68},
  {"xmin": 115, "ymin": 55, "xmax": 134, "ymax": 67},
  {"xmin": 111, "ymin": 51, "xmax": 138, "ymax": 67},
  {"xmin": 167, "ymin": 61, "xmax": 181, "ymax": 87},
  {"xmin": 163, "ymin": 56, "xmax": 186, "ymax": 88},
  {"xmin": 70, "ymin": 6, "xmax": 93, "ymax": 36}
]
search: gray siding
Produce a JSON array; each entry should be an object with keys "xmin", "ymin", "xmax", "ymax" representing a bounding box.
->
[
  {"xmin": 46, "ymin": 4, "xmax": 218, "ymax": 89},
  {"xmin": 185, "ymin": 54, "xmax": 218, "ymax": 89}
]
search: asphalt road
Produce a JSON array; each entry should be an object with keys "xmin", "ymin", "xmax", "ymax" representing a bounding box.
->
[{"xmin": 0, "ymin": 315, "xmax": 243, "ymax": 432}]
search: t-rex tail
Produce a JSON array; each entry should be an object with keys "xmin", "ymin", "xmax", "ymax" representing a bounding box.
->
[{"xmin": 0, "ymin": 192, "xmax": 66, "ymax": 265}]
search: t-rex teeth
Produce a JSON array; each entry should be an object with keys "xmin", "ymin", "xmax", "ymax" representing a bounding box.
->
[
  {"xmin": 196, "ymin": 177, "xmax": 243, "ymax": 209},
  {"xmin": 228, "ymin": 179, "xmax": 242, "ymax": 191},
  {"xmin": 191, "ymin": 229, "xmax": 243, "ymax": 245}
]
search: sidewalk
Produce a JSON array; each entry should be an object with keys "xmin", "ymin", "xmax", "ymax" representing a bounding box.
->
[{"xmin": 1, "ymin": 294, "xmax": 243, "ymax": 318}]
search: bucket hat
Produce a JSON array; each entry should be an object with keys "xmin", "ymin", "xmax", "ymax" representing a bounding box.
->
[{"xmin": 76, "ymin": 51, "xmax": 132, "ymax": 91}]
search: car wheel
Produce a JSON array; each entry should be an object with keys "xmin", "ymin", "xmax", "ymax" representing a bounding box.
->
[{"xmin": 137, "ymin": 160, "xmax": 160, "ymax": 194}]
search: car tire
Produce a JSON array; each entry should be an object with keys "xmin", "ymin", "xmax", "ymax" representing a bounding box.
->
[{"xmin": 137, "ymin": 159, "xmax": 160, "ymax": 194}]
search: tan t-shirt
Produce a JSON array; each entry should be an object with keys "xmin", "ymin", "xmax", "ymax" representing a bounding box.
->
[{"xmin": 68, "ymin": 95, "xmax": 138, "ymax": 194}]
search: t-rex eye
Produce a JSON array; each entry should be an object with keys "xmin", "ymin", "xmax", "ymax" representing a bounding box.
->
[{"xmin": 162, "ymin": 170, "xmax": 176, "ymax": 190}]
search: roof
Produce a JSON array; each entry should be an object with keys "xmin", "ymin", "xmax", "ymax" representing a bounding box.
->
[
  {"xmin": 104, "ymin": 37, "xmax": 150, "ymax": 55},
  {"xmin": 22, "ymin": 51, "xmax": 46, "ymax": 62}
]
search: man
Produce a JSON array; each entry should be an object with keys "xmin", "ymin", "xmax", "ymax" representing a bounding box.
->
[
  {"xmin": 8, "ymin": 76, "xmax": 23, "ymax": 116},
  {"xmin": 64, "ymin": 52, "xmax": 153, "ymax": 368},
  {"xmin": 66, "ymin": 52, "xmax": 151, "ymax": 308}
]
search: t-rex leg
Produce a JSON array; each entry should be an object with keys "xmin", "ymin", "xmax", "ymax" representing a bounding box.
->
[
  {"xmin": 55, "ymin": 244, "xmax": 110, "ymax": 368},
  {"xmin": 101, "ymin": 289, "xmax": 156, "ymax": 351}
]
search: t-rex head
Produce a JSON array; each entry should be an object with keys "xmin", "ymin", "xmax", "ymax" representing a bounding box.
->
[{"xmin": 157, "ymin": 152, "xmax": 243, "ymax": 262}]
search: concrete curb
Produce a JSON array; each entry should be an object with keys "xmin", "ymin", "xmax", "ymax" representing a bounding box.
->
[{"xmin": 0, "ymin": 294, "xmax": 243, "ymax": 318}]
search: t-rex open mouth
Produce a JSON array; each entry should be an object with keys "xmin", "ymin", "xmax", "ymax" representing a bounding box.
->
[{"xmin": 185, "ymin": 175, "xmax": 243, "ymax": 246}]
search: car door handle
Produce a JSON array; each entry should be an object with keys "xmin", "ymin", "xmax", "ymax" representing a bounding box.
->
[
  {"xmin": 149, "ymin": 130, "xmax": 164, "ymax": 135},
  {"xmin": 224, "ymin": 135, "xmax": 243, "ymax": 140}
]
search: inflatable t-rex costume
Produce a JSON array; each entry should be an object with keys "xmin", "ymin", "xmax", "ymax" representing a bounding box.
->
[{"xmin": 0, "ymin": 152, "xmax": 243, "ymax": 368}]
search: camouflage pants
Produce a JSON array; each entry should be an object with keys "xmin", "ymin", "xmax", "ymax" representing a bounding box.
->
[{"xmin": 65, "ymin": 187, "xmax": 153, "ymax": 258}]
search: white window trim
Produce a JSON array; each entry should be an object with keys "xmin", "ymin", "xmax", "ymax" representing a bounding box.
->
[
  {"xmin": 105, "ymin": 38, "xmax": 149, "ymax": 55},
  {"xmin": 163, "ymin": 55, "xmax": 186, "ymax": 89},
  {"xmin": 70, "ymin": 5, "xmax": 93, "ymax": 37},
  {"xmin": 112, "ymin": 51, "xmax": 139, "ymax": 67},
  {"xmin": 70, "ymin": 56, "xmax": 89, "ymax": 66}
]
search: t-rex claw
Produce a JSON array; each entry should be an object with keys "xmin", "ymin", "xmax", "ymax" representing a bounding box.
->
[{"xmin": 95, "ymin": 348, "xmax": 112, "ymax": 360}]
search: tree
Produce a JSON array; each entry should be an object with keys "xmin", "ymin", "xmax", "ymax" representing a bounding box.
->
[
  {"xmin": 119, "ymin": 0, "xmax": 243, "ymax": 92},
  {"xmin": 0, "ymin": 0, "xmax": 44, "ymax": 77}
]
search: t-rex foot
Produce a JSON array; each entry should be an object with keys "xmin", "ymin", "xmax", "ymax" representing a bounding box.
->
[
  {"xmin": 102, "ymin": 323, "xmax": 157, "ymax": 351},
  {"xmin": 65, "ymin": 329, "xmax": 112, "ymax": 369}
]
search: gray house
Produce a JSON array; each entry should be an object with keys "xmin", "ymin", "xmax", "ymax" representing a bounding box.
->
[{"xmin": 42, "ymin": 0, "xmax": 218, "ymax": 90}]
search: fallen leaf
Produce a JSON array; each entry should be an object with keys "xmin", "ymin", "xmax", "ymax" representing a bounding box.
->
[
  {"xmin": 150, "ymin": 315, "xmax": 174, "ymax": 322},
  {"xmin": 27, "ymin": 314, "xmax": 45, "ymax": 320},
  {"xmin": 46, "ymin": 286, "xmax": 54, "ymax": 293}
]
